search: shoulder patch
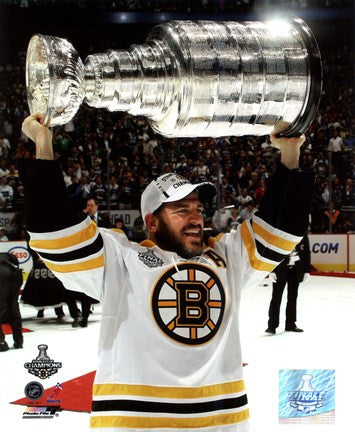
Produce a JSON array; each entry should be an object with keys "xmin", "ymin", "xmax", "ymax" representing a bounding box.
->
[{"xmin": 138, "ymin": 249, "xmax": 164, "ymax": 268}]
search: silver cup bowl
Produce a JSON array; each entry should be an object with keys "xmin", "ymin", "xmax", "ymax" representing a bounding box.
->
[{"xmin": 26, "ymin": 18, "xmax": 322, "ymax": 137}]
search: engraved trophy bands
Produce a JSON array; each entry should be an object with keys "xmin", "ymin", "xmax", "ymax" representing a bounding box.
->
[{"xmin": 26, "ymin": 18, "xmax": 322, "ymax": 138}]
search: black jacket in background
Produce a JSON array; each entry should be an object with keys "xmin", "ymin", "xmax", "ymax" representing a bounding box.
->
[{"xmin": 274, "ymin": 235, "xmax": 311, "ymax": 283}]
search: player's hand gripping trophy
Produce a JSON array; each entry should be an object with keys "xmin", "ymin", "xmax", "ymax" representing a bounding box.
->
[{"xmin": 24, "ymin": 17, "xmax": 322, "ymax": 163}]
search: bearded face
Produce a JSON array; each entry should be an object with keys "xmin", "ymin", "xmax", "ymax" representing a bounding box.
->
[
  {"xmin": 155, "ymin": 215, "xmax": 203, "ymax": 259},
  {"xmin": 152, "ymin": 193, "xmax": 204, "ymax": 259}
]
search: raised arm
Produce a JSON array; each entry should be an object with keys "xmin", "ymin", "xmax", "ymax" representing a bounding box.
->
[
  {"xmin": 209, "ymin": 133, "xmax": 314, "ymax": 290},
  {"xmin": 256, "ymin": 133, "xmax": 314, "ymax": 237},
  {"xmin": 18, "ymin": 114, "xmax": 104, "ymax": 300}
]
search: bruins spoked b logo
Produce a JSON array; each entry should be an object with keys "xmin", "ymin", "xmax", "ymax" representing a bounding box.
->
[{"xmin": 151, "ymin": 263, "xmax": 225, "ymax": 345}]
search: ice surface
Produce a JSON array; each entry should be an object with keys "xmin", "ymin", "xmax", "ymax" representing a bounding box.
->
[{"xmin": 0, "ymin": 276, "xmax": 353, "ymax": 432}]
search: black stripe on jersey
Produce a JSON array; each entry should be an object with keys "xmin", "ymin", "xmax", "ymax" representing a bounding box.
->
[
  {"xmin": 37, "ymin": 234, "xmax": 104, "ymax": 262},
  {"xmin": 255, "ymin": 239, "xmax": 287, "ymax": 263},
  {"xmin": 92, "ymin": 394, "xmax": 248, "ymax": 414}
]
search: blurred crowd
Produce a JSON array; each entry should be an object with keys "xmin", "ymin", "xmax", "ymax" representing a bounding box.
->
[
  {"xmin": 0, "ymin": 34, "xmax": 353, "ymax": 241},
  {"xmin": 0, "ymin": 0, "xmax": 352, "ymax": 11}
]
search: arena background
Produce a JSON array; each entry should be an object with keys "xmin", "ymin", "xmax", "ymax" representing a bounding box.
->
[{"xmin": 0, "ymin": 0, "xmax": 353, "ymax": 273}]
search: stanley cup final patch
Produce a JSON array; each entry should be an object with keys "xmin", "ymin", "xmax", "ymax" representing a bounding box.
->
[
  {"xmin": 138, "ymin": 249, "xmax": 164, "ymax": 268},
  {"xmin": 279, "ymin": 369, "xmax": 335, "ymax": 424}
]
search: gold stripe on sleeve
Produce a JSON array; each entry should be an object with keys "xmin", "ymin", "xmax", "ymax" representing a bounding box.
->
[
  {"xmin": 93, "ymin": 380, "xmax": 245, "ymax": 398},
  {"xmin": 253, "ymin": 222, "xmax": 298, "ymax": 252},
  {"xmin": 111, "ymin": 228, "xmax": 125, "ymax": 234},
  {"xmin": 241, "ymin": 222, "xmax": 275, "ymax": 272},
  {"xmin": 43, "ymin": 255, "xmax": 104, "ymax": 273},
  {"xmin": 208, "ymin": 233, "xmax": 224, "ymax": 248},
  {"xmin": 90, "ymin": 409, "xmax": 250, "ymax": 429},
  {"xmin": 29, "ymin": 221, "xmax": 97, "ymax": 250}
]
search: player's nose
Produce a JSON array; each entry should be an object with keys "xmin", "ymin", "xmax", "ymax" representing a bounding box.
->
[{"xmin": 188, "ymin": 210, "xmax": 203, "ymax": 224}]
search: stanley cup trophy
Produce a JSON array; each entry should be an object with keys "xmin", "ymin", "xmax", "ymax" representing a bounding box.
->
[{"xmin": 26, "ymin": 17, "xmax": 322, "ymax": 138}]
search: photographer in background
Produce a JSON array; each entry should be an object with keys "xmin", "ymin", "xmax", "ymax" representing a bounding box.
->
[{"xmin": 266, "ymin": 235, "xmax": 311, "ymax": 334}]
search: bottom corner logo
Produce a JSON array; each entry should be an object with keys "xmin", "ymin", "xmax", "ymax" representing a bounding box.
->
[
  {"xmin": 287, "ymin": 374, "xmax": 324, "ymax": 413},
  {"xmin": 22, "ymin": 405, "xmax": 62, "ymax": 419},
  {"xmin": 24, "ymin": 381, "xmax": 44, "ymax": 401},
  {"xmin": 46, "ymin": 382, "xmax": 63, "ymax": 403},
  {"xmin": 279, "ymin": 369, "xmax": 335, "ymax": 424}
]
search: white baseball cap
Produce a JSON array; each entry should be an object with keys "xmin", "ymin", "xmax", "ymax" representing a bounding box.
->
[{"xmin": 141, "ymin": 173, "xmax": 216, "ymax": 223}]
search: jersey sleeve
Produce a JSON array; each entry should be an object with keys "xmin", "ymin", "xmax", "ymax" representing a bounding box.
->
[
  {"xmin": 209, "ymin": 163, "xmax": 314, "ymax": 289},
  {"xmin": 18, "ymin": 158, "xmax": 106, "ymax": 300}
]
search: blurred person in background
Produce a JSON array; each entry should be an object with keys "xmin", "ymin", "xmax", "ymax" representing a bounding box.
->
[
  {"xmin": 131, "ymin": 214, "xmax": 146, "ymax": 242},
  {"xmin": 212, "ymin": 202, "xmax": 232, "ymax": 232},
  {"xmin": 266, "ymin": 235, "xmax": 311, "ymax": 335},
  {"xmin": 238, "ymin": 201, "xmax": 256, "ymax": 223},
  {"xmin": 0, "ymin": 252, "xmax": 23, "ymax": 351},
  {"xmin": 112, "ymin": 216, "xmax": 130, "ymax": 237},
  {"xmin": 0, "ymin": 228, "xmax": 9, "ymax": 241},
  {"xmin": 84, "ymin": 197, "xmax": 111, "ymax": 228},
  {"xmin": 227, "ymin": 207, "xmax": 240, "ymax": 232},
  {"xmin": 0, "ymin": 176, "xmax": 13, "ymax": 210}
]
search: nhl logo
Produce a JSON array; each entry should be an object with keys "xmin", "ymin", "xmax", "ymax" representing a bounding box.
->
[{"xmin": 138, "ymin": 249, "xmax": 164, "ymax": 268}]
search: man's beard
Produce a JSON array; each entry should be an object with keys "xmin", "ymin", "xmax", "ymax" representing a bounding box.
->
[{"xmin": 155, "ymin": 216, "xmax": 203, "ymax": 259}]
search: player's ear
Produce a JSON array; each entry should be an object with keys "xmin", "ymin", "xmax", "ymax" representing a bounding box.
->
[{"xmin": 145, "ymin": 213, "xmax": 159, "ymax": 233}]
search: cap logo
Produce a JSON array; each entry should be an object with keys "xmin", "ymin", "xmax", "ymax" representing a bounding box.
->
[
  {"xmin": 155, "ymin": 174, "xmax": 190, "ymax": 199},
  {"xmin": 172, "ymin": 180, "xmax": 189, "ymax": 189}
]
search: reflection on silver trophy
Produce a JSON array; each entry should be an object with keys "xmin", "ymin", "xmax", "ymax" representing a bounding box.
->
[{"xmin": 26, "ymin": 18, "xmax": 322, "ymax": 138}]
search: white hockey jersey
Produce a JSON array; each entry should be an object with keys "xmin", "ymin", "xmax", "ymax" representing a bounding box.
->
[{"xmin": 28, "ymin": 213, "xmax": 302, "ymax": 432}]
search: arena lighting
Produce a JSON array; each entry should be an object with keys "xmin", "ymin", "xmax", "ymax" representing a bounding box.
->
[{"xmin": 265, "ymin": 18, "xmax": 292, "ymax": 37}]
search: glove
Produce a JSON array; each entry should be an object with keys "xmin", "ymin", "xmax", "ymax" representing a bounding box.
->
[
  {"xmin": 302, "ymin": 273, "xmax": 310, "ymax": 283},
  {"xmin": 268, "ymin": 272, "xmax": 277, "ymax": 283}
]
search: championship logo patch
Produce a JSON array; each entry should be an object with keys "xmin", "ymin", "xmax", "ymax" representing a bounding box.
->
[
  {"xmin": 138, "ymin": 249, "xmax": 164, "ymax": 268},
  {"xmin": 151, "ymin": 263, "xmax": 225, "ymax": 345},
  {"xmin": 279, "ymin": 369, "xmax": 335, "ymax": 424},
  {"xmin": 24, "ymin": 344, "xmax": 62, "ymax": 379}
]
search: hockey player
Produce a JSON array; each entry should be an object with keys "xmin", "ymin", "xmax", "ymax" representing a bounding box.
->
[{"xmin": 19, "ymin": 113, "xmax": 313, "ymax": 432}]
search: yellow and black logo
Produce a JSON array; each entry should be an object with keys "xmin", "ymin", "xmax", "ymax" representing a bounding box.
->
[{"xmin": 151, "ymin": 263, "xmax": 225, "ymax": 345}]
